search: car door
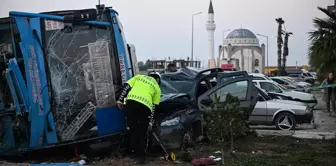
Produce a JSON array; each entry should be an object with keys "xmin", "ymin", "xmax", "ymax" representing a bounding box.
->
[
  {"xmin": 197, "ymin": 76, "xmax": 257, "ymax": 119},
  {"xmin": 249, "ymin": 88, "xmax": 268, "ymax": 124}
]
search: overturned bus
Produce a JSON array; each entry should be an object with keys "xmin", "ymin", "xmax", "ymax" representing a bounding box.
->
[{"xmin": 0, "ymin": 4, "xmax": 139, "ymax": 156}]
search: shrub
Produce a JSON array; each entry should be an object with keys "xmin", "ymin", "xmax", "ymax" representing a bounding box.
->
[{"xmin": 205, "ymin": 93, "xmax": 253, "ymax": 150}]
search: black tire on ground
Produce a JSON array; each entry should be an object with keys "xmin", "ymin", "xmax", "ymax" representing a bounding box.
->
[{"xmin": 274, "ymin": 112, "xmax": 297, "ymax": 130}]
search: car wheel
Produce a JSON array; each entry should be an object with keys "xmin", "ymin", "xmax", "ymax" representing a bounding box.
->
[{"xmin": 274, "ymin": 112, "xmax": 296, "ymax": 130}]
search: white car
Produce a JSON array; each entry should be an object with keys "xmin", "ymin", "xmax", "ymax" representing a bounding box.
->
[
  {"xmin": 283, "ymin": 77, "xmax": 312, "ymax": 87},
  {"xmin": 271, "ymin": 76, "xmax": 311, "ymax": 93},
  {"xmin": 248, "ymin": 73, "xmax": 273, "ymax": 81},
  {"xmin": 253, "ymin": 80, "xmax": 317, "ymax": 108}
]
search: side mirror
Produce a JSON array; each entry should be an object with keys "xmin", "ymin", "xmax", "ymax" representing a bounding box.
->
[{"xmin": 200, "ymin": 97, "xmax": 214, "ymax": 106}]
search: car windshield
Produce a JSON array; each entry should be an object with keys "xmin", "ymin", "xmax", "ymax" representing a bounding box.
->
[
  {"xmin": 283, "ymin": 78, "xmax": 297, "ymax": 84},
  {"xmin": 256, "ymin": 87, "xmax": 272, "ymax": 100},
  {"xmin": 290, "ymin": 77, "xmax": 302, "ymax": 82},
  {"xmin": 284, "ymin": 77, "xmax": 296, "ymax": 82},
  {"xmin": 274, "ymin": 82, "xmax": 287, "ymax": 90},
  {"xmin": 160, "ymin": 79, "xmax": 194, "ymax": 94}
]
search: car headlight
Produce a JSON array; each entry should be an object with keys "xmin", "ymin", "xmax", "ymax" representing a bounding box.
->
[
  {"xmin": 305, "ymin": 107, "xmax": 312, "ymax": 114},
  {"xmin": 160, "ymin": 117, "xmax": 180, "ymax": 127}
]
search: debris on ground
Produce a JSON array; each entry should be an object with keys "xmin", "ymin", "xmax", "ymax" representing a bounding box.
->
[{"xmin": 1, "ymin": 135, "xmax": 336, "ymax": 166}]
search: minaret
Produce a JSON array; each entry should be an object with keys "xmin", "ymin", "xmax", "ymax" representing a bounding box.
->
[{"xmin": 206, "ymin": 0, "xmax": 216, "ymax": 68}]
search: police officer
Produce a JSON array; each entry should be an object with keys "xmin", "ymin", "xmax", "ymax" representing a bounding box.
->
[{"xmin": 117, "ymin": 71, "xmax": 161, "ymax": 164}]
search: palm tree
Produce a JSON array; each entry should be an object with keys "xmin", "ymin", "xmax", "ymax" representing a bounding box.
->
[
  {"xmin": 282, "ymin": 31, "xmax": 293, "ymax": 75},
  {"xmin": 276, "ymin": 18, "xmax": 285, "ymax": 76},
  {"xmin": 309, "ymin": 7, "xmax": 336, "ymax": 79}
]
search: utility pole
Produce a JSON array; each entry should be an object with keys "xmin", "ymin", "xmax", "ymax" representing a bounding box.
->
[
  {"xmin": 257, "ymin": 34, "xmax": 269, "ymax": 67},
  {"xmin": 191, "ymin": 12, "xmax": 202, "ymax": 67},
  {"xmin": 222, "ymin": 29, "xmax": 231, "ymax": 46}
]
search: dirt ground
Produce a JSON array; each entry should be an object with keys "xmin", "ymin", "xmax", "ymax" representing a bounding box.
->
[
  {"xmin": 92, "ymin": 135, "xmax": 336, "ymax": 166},
  {"xmin": 2, "ymin": 135, "xmax": 336, "ymax": 166}
]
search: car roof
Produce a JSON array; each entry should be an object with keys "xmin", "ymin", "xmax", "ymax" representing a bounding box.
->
[
  {"xmin": 272, "ymin": 76, "xmax": 291, "ymax": 80},
  {"xmin": 252, "ymin": 80, "xmax": 273, "ymax": 83},
  {"xmin": 248, "ymin": 73, "xmax": 266, "ymax": 77}
]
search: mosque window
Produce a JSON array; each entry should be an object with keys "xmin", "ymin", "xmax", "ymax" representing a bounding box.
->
[{"xmin": 254, "ymin": 59, "xmax": 259, "ymax": 67}]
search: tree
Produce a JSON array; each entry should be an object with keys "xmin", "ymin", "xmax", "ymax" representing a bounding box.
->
[
  {"xmin": 205, "ymin": 94, "xmax": 252, "ymax": 149},
  {"xmin": 309, "ymin": 7, "xmax": 336, "ymax": 79},
  {"xmin": 138, "ymin": 59, "xmax": 153, "ymax": 71},
  {"xmin": 138, "ymin": 61, "xmax": 144, "ymax": 67},
  {"xmin": 205, "ymin": 94, "xmax": 253, "ymax": 165},
  {"xmin": 276, "ymin": 18, "xmax": 285, "ymax": 76},
  {"xmin": 282, "ymin": 31, "xmax": 293, "ymax": 75}
]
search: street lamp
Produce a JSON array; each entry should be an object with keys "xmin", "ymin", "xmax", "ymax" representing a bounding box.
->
[
  {"xmin": 191, "ymin": 12, "xmax": 202, "ymax": 67},
  {"xmin": 257, "ymin": 34, "xmax": 269, "ymax": 68},
  {"xmin": 222, "ymin": 29, "xmax": 231, "ymax": 46}
]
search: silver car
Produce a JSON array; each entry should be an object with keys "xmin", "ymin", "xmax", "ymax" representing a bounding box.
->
[
  {"xmin": 249, "ymin": 87, "xmax": 313, "ymax": 130},
  {"xmin": 253, "ymin": 80, "xmax": 317, "ymax": 108}
]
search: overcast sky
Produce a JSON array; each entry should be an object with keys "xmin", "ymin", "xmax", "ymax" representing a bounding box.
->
[{"xmin": 0, "ymin": 0, "xmax": 334, "ymax": 66}]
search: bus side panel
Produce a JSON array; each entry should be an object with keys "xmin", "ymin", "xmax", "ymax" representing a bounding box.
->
[
  {"xmin": 14, "ymin": 16, "xmax": 57, "ymax": 148},
  {"xmin": 29, "ymin": 18, "xmax": 58, "ymax": 144},
  {"xmin": 115, "ymin": 16, "xmax": 133, "ymax": 78},
  {"xmin": 109, "ymin": 11, "xmax": 131, "ymax": 83}
]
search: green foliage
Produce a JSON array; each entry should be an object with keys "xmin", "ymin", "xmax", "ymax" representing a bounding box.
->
[
  {"xmin": 309, "ymin": 7, "xmax": 336, "ymax": 76},
  {"xmin": 205, "ymin": 93, "xmax": 251, "ymax": 145},
  {"xmin": 138, "ymin": 59, "xmax": 153, "ymax": 71}
]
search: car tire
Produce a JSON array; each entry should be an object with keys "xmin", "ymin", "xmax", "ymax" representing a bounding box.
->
[{"xmin": 274, "ymin": 112, "xmax": 296, "ymax": 130}]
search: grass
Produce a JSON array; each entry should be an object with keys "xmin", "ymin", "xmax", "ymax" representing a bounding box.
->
[
  {"xmin": 4, "ymin": 135, "xmax": 334, "ymax": 166},
  {"xmin": 93, "ymin": 135, "xmax": 336, "ymax": 166}
]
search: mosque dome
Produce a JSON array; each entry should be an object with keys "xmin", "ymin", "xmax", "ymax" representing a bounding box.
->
[
  {"xmin": 226, "ymin": 29, "xmax": 257, "ymax": 39},
  {"xmin": 224, "ymin": 28, "xmax": 259, "ymax": 46}
]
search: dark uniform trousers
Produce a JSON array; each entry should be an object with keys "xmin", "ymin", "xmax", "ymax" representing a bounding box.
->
[{"xmin": 126, "ymin": 99, "xmax": 151, "ymax": 158}]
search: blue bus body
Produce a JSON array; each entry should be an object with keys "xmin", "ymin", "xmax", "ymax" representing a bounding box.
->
[{"xmin": 0, "ymin": 5, "xmax": 135, "ymax": 156}]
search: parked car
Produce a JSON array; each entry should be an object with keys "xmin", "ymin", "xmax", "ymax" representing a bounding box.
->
[
  {"xmin": 250, "ymin": 87, "xmax": 313, "ymax": 130},
  {"xmin": 302, "ymin": 69, "xmax": 316, "ymax": 80},
  {"xmin": 288, "ymin": 73, "xmax": 315, "ymax": 85},
  {"xmin": 270, "ymin": 77, "xmax": 301, "ymax": 91},
  {"xmin": 252, "ymin": 80, "xmax": 317, "ymax": 108},
  {"xmin": 270, "ymin": 77, "xmax": 310, "ymax": 93},
  {"xmin": 248, "ymin": 73, "xmax": 273, "ymax": 81},
  {"xmin": 284, "ymin": 77, "xmax": 312, "ymax": 87}
]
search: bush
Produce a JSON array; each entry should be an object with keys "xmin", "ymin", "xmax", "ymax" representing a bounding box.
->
[{"xmin": 205, "ymin": 93, "xmax": 253, "ymax": 149}]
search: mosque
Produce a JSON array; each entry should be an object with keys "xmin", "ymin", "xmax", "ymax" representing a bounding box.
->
[{"xmin": 206, "ymin": 0, "xmax": 266, "ymax": 73}]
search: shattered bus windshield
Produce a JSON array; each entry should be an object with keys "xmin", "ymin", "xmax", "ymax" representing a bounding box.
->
[{"xmin": 42, "ymin": 21, "xmax": 118, "ymax": 136}]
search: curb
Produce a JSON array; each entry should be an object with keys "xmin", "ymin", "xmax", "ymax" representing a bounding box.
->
[{"xmin": 256, "ymin": 130, "xmax": 336, "ymax": 140}]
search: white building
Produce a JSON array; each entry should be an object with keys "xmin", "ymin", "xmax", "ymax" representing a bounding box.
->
[
  {"xmin": 206, "ymin": 0, "xmax": 216, "ymax": 68},
  {"xmin": 217, "ymin": 29, "xmax": 266, "ymax": 73}
]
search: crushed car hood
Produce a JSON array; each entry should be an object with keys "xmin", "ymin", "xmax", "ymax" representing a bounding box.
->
[
  {"xmin": 160, "ymin": 93, "xmax": 190, "ymax": 102},
  {"xmin": 272, "ymin": 99, "xmax": 307, "ymax": 106}
]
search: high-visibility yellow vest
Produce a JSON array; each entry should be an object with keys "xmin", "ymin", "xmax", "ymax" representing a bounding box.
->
[{"xmin": 126, "ymin": 75, "xmax": 161, "ymax": 111}]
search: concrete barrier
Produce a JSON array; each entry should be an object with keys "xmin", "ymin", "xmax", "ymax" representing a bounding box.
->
[{"xmin": 256, "ymin": 130, "xmax": 336, "ymax": 140}]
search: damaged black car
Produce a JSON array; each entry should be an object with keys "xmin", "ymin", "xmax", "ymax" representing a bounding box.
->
[{"xmin": 150, "ymin": 68, "xmax": 258, "ymax": 150}]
